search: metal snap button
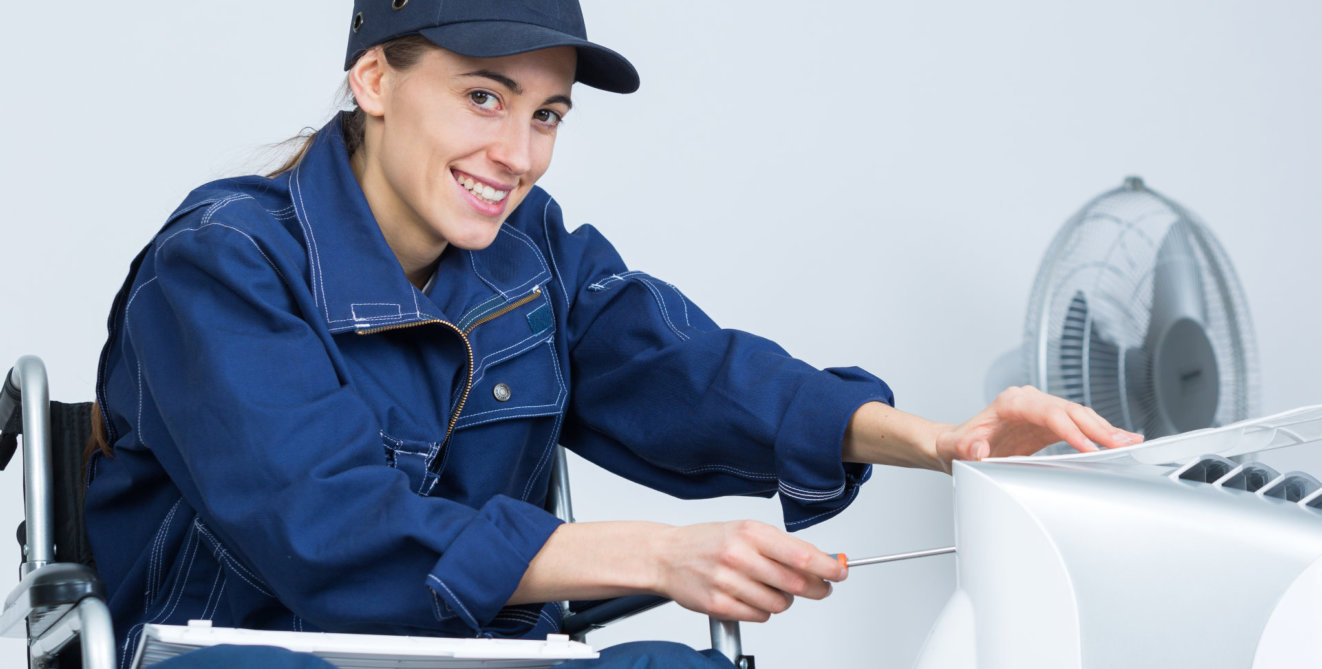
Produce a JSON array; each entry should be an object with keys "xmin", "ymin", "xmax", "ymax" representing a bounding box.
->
[
  {"xmin": 493, "ymin": 383, "xmax": 512, "ymax": 402},
  {"xmin": 392, "ymin": 0, "xmax": 408, "ymax": 9},
  {"xmin": 352, "ymin": 12, "xmax": 364, "ymax": 32}
]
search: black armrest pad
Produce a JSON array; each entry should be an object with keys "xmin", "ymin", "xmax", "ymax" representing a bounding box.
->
[
  {"xmin": 6, "ymin": 563, "xmax": 105, "ymax": 611},
  {"xmin": 561, "ymin": 594, "xmax": 670, "ymax": 636},
  {"xmin": 0, "ymin": 370, "xmax": 20, "ymax": 471}
]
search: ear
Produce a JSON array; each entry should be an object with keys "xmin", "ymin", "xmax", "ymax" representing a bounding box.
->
[{"xmin": 348, "ymin": 47, "xmax": 388, "ymax": 118}]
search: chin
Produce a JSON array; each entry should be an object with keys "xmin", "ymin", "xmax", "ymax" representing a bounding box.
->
[{"xmin": 445, "ymin": 225, "xmax": 504, "ymax": 252}]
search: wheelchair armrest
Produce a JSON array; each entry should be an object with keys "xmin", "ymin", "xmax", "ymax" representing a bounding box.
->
[
  {"xmin": 0, "ymin": 365, "xmax": 21, "ymax": 471},
  {"xmin": 560, "ymin": 594, "xmax": 670, "ymax": 637},
  {"xmin": 0, "ymin": 562, "xmax": 106, "ymax": 638}
]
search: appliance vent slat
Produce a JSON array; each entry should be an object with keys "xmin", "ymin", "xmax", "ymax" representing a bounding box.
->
[
  {"xmin": 1214, "ymin": 463, "xmax": 1279, "ymax": 492},
  {"xmin": 1171, "ymin": 455, "xmax": 1234, "ymax": 484},
  {"xmin": 1259, "ymin": 473, "xmax": 1321, "ymax": 502},
  {"xmin": 1300, "ymin": 488, "xmax": 1322, "ymax": 513},
  {"xmin": 1170, "ymin": 455, "xmax": 1322, "ymax": 518}
]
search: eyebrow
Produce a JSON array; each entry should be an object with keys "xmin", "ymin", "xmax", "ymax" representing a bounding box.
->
[{"xmin": 460, "ymin": 70, "xmax": 573, "ymax": 110}]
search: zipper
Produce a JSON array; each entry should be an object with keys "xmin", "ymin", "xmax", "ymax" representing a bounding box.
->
[
  {"xmin": 463, "ymin": 285, "xmax": 541, "ymax": 335},
  {"xmin": 354, "ymin": 284, "xmax": 543, "ymax": 447}
]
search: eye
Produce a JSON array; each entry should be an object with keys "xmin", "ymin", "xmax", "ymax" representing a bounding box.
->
[
  {"xmin": 469, "ymin": 90, "xmax": 501, "ymax": 111},
  {"xmin": 534, "ymin": 109, "xmax": 564, "ymax": 127}
]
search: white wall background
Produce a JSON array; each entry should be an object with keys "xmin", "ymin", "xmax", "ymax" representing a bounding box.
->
[{"xmin": 3, "ymin": 1, "xmax": 1320, "ymax": 667}]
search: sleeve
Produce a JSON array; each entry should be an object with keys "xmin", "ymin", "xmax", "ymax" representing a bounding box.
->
[
  {"xmin": 124, "ymin": 215, "xmax": 561, "ymax": 634},
  {"xmin": 543, "ymin": 206, "xmax": 894, "ymax": 531}
]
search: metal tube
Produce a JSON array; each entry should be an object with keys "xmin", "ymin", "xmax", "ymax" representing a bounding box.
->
[
  {"xmin": 15, "ymin": 356, "xmax": 54, "ymax": 571},
  {"xmin": 709, "ymin": 618, "xmax": 742, "ymax": 663},
  {"xmin": 549, "ymin": 446, "xmax": 575, "ymax": 624},
  {"xmin": 550, "ymin": 446, "xmax": 575, "ymax": 524},
  {"xmin": 26, "ymin": 597, "xmax": 117, "ymax": 669},
  {"xmin": 76, "ymin": 597, "xmax": 118, "ymax": 669},
  {"xmin": 847, "ymin": 546, "xmax": 956, "ymax": 568}
]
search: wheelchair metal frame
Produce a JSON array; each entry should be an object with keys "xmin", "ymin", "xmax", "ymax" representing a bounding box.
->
[
  {"xmin": 0, "ymin": 355, "xmax": 750, "ymax": 668},
  {"xmin": 0, "ymin": 356, "xmax": 115, "ymax": 669}
]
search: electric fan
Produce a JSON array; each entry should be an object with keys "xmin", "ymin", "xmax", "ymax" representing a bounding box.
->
[{"xmin": 987, "ymin": 176, "xmax": 1259, "ymax": 443}]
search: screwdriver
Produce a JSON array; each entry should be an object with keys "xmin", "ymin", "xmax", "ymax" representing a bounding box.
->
[{"xmin": 831, "ymin": 546, "xmax": 955, "ymax": 569}]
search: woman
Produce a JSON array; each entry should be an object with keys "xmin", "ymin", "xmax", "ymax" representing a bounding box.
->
[{"xmin": 85, "ymin": 2, "xmax": 1139, "ymax": 667}]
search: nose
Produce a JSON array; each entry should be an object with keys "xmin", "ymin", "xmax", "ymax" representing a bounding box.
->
[{"xmin": 488, "ymin": 118, "xmax": 533, "ymax": 176}]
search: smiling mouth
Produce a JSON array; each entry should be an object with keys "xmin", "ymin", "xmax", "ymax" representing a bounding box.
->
[{"xmin": 453, "ymin": 170, "xmax": 510, "ymax": 204}]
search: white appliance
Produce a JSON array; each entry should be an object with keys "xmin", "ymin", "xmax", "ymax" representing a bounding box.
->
[{"xmin": 914, "ymin": 405, "xmax": 1322, "ymax": 668}]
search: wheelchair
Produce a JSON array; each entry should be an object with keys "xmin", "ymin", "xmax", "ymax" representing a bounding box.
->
[{"xmin": 0, "ymin": 355, "xmax": 752, "ymax": 668}]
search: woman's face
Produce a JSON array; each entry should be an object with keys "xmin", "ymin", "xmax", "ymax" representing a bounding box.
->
[{"xmin": 354, "ymin": 45, "xmax": 576, "ymax": 267}]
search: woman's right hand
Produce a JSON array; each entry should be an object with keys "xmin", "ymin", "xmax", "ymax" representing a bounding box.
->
[
  {"xmin": 510, "ymin": 519, "xmax": 845, "ymax": 621},
  {"xmin": 649, "ymin": 520, "xmax": 847, "ymax": 622}
]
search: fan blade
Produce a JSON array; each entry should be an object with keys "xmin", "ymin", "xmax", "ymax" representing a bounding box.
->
[
  {"xmin": 1144, "ymin": 223, "xmax": 1221, "ymax": 437},
  {"xmin": 1148, "ymin": 222, "xmax": 1208, "ymax": 340},
  {"xmin": 1059, "ymin": 292, "xmax": 1089, "ymax": 406},
  {"xmin": 1087, "ymin": 327, "xmax": 1127, "ymax": 431},
  {"xmin": 1053, "ymin": 291, "xmax": 1132, "ymax": 431},
  {"xmin": 1125, "ymin": 346, "xmax": 1154, "ymax": 436}
]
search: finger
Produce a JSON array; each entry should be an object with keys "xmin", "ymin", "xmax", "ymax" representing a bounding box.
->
[
  {"xmin": 967, "ymin": 439, "xmax": 990, "ymax": 461},
  {"xmin": 712, "ymin": 566, "xmax": 797, "ymax": 617},
  {"xmin": 1044, "ymin": 407, "xmax": 1097, "ymax": 453},
  {"xmin": 754, "ymin": 529, "xmax": 848, "ymax": 583},
  {"xmin": 1068, "ymin": 404, "xmax": 1142, "ymax": 448},
  {"xmin": 745, "ymin": 553, "xmax": 833, "ymax": 601},
  {"xmin": 702, "ymin": 591, "xmax": 774, "ymax": 624}
]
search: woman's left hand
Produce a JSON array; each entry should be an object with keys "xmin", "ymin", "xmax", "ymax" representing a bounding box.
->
[{"xmin": 934, "ymin": 386, "xmax": 1143, "ymax": 473}]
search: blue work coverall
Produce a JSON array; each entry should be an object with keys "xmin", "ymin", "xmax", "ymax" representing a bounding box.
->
[{"xmin": 85, "ymin": 112, "xmax": 893, "ymax": 667}]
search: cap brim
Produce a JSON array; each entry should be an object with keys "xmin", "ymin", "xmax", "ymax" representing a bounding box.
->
[{"xmin": 419, "ymin": 21, "xmax": 639, "ymax": 94}]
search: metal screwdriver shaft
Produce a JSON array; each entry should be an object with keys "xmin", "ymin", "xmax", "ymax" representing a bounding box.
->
[{"xmin": 841, "ymin": 546, "xmax": 955, "ymax": 568}]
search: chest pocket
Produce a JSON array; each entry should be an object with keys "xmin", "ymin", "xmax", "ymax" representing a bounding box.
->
[{"xmin": 454, "ymin": 303, "xmax": 567, "ymax": 431}]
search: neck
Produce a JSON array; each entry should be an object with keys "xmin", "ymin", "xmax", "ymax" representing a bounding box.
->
[{"xmin": 349, "ymin": 147, "xmax": 447, "ymax": 289}]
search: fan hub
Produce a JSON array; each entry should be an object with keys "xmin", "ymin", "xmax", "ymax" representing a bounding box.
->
[{"xmin": 1153, "ymin": 317, "xmax": 1220, "ymax": 434}]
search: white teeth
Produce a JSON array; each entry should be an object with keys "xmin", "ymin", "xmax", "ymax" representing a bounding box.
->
[{"xmin": 454, "ymin": 172, "xmax": 509, "ymax": 204}]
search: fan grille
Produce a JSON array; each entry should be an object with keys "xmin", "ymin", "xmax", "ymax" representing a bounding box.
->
[{"xmin": 1023, "ymin": 178, "xmax": 1258, "ymax": 436}]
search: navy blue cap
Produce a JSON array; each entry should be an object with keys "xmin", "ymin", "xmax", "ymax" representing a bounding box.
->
[{"xmin": 345, "ymin": 0, "xmax": 639, "ymax": 94}]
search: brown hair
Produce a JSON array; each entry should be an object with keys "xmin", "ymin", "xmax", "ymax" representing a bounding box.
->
[{"xmin": 267, "ymin": 35, "xmax": 437, "ymax": 177}]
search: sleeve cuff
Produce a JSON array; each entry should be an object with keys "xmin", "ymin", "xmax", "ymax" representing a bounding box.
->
[
  {"xmin": 775, "ymin": 366, "xmax": 894, "ymax": 531},
  {"xmin": 426, "ymin": 495, "xmax": 563, "ymax": 631}
]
